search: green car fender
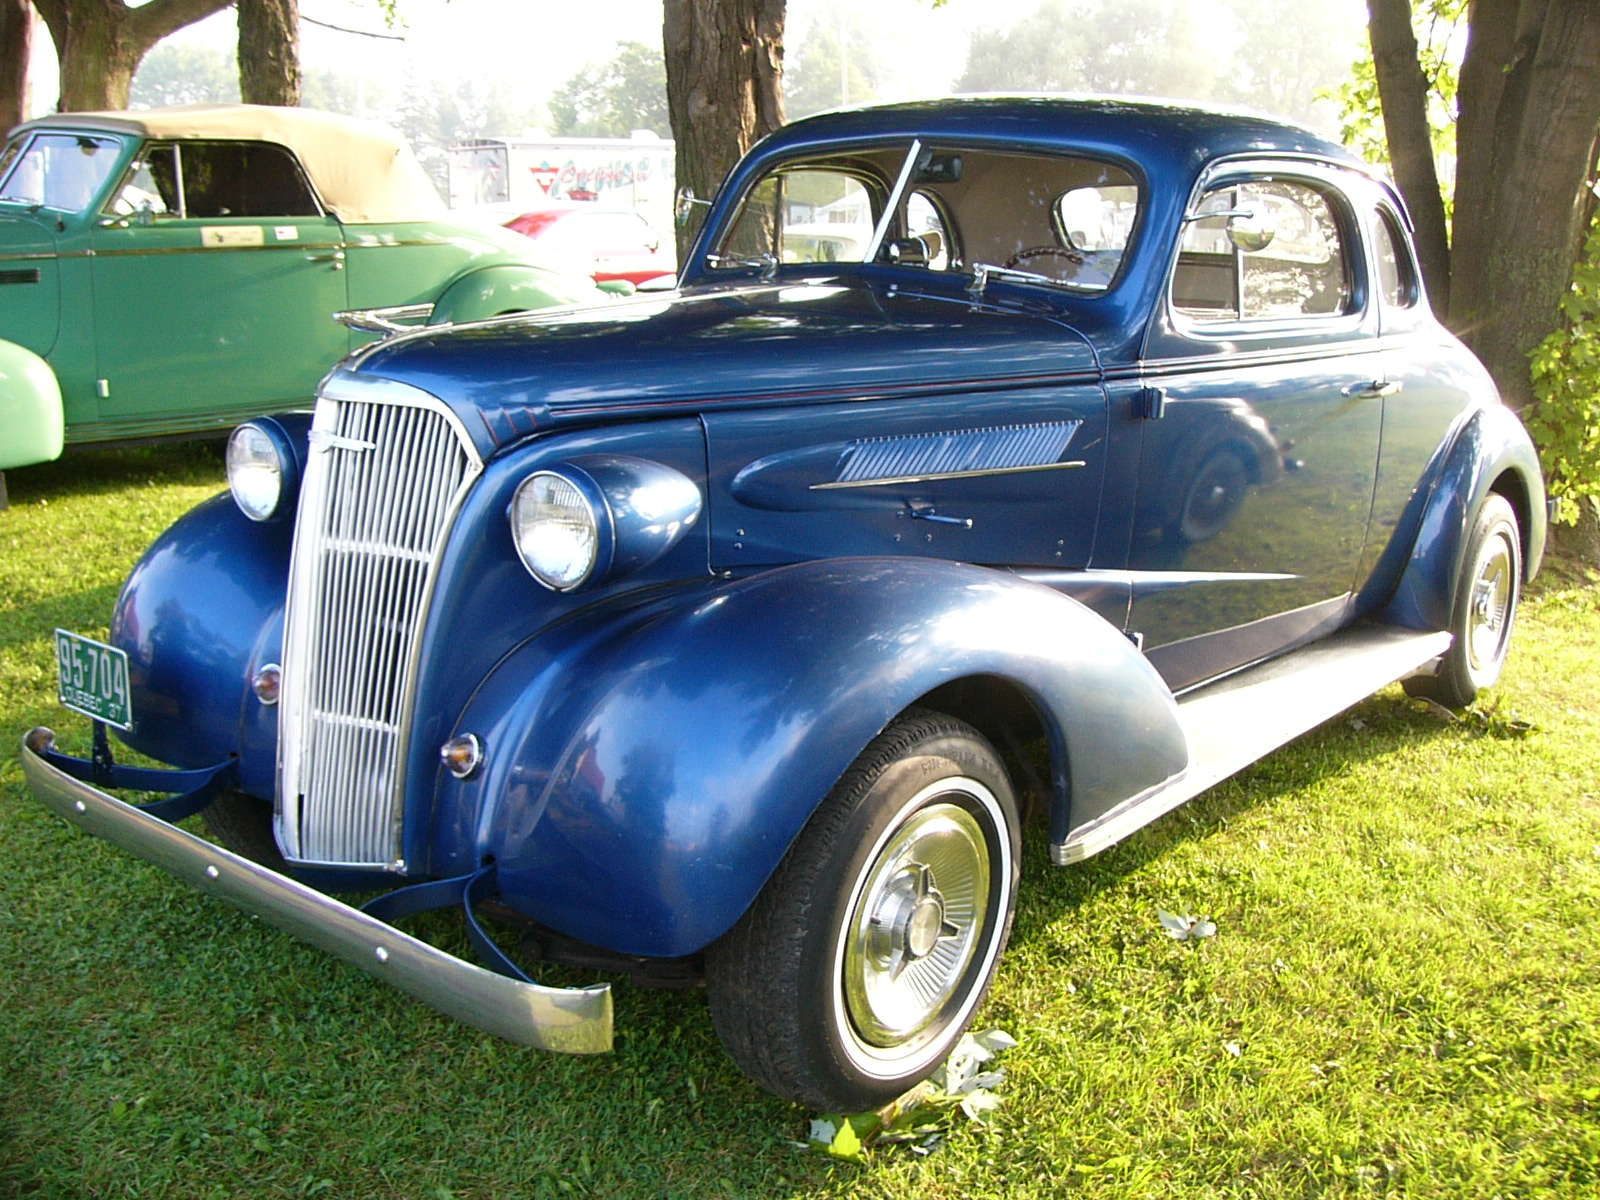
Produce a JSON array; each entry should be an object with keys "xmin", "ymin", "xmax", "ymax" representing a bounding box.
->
[
  {"xmin": 428, "ymin": 264, "xmax": 622, "ymax": 326},
  {"xmin": 0, "ymin": 339, "xmax": 64, "ymax": 471}
]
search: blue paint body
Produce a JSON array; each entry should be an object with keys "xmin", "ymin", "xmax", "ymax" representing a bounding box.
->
[{"xmin": 103, "ymin": 98, "xmax": 1544, "ymax": 962}]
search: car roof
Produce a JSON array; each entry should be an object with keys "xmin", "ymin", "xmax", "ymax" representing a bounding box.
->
[
  {"xmin": 9, "ymin": 104, "xmax": 445, "ymax": 224},
  {"xmin": 757, "ymin": 94, "xmax": 1360, "ymax": 176}
]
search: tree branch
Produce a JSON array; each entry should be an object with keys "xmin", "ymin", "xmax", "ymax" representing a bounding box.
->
[{"xmin": 128, "ymin": 0, "xmax": 234, "ymax": 52}]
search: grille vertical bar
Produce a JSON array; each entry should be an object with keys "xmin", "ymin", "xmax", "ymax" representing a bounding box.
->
[{"xmin": 278, "ymin": 377, "xmax": 482, "ymax": 867}]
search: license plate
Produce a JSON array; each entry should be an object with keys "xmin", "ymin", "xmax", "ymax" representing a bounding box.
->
[{"xmin": 54, "ymin": 629, "xmax": 132, "ymax": 730}]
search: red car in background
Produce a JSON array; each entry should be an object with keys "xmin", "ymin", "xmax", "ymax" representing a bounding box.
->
[{"xmin": 504, "ymin": 206, "xmax": 675, "ymax": 286}]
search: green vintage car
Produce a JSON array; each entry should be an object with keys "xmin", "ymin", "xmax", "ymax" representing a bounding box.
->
[{"xmin": 0, "ymin": 104, "xmax": 611, "ymax": 496}]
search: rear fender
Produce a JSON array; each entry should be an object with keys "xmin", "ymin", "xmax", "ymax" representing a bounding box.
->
[
  {"xmin": 430, "ymin": 265, "xmax": 604, "ymax": 324},
  {"xmin": 1378, "ymin": 404, "xmax": 1546, "ymax": 631},
  {"xmin": 442, "ymin": 558, "xmax": 1187, "ymax": 958},
  {"xmin": 0, "ymin": 338, "xmax": 64, "ymax": 470}
]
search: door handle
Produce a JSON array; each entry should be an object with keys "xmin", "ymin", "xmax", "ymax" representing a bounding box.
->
[
  {"xmin": 306, "ymin": 250, "xmax": 346, "ymax": 270},
  {"xmin": 1342, "ymin": 379, "xmax": 1401, "ymax": 398}
]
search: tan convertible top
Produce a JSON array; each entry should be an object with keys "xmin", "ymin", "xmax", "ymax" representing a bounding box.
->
[{"xmin": 10, "ymin": 104, "xmax": 445, "ymax": 224}]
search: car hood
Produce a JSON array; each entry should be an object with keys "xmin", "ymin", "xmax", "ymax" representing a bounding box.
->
[
  {"xmin": 350, "ymin": 278, "xmax": 1101, "ymax": 453},
  {"xmin": 0, "ymin": 209, "xmax": 60, "ymax": 357}
]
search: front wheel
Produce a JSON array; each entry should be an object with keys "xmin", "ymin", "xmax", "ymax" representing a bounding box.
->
[
  {"xmin": 1404, "ymin": 492, "xmax": 1522, "ymax": 708},
  {"xmin": 706, "ymin": 711, "xmax": 1020, "ymax": 1111}
]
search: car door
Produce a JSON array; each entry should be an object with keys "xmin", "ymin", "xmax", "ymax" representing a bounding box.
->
[
  {"xmin": 88, "ymin": 139, "xmax": 349, "ymax": 437},
  {"xmin": 1128, "ymin": 164, "xmax": 1385, "ymax": 690}
]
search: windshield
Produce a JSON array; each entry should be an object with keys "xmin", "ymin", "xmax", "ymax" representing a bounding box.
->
[
  {"xmin": 0, "ymin": 133, "xmax": 123, "ymax": 212},
  {"xmin": 711, "ymin": 143, "xmax": 1140, "ymax": 294}
]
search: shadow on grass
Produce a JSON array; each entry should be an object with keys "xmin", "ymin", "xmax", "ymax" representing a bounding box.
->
[
  {"xmin": 0, "ymin": 584, "xmax": 124, "ymax": 654},
  {"xmin": 4, "ymin": 441, "xmax": 224, "ymax": 507}
]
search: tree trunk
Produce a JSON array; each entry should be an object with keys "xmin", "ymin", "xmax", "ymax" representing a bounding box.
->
[
  {"xmin": 1, "ymin": 0, "xmax": 31, "ymax": 131},
  {"xmin": 33, "ymin": 0, "xmax": 233, "ymax": 111},
  {"xmin": 1366, "ymin": 0, "xmax": 1452, "ymax": 313},
  {"xmin": 1449, "ymin": 0, "xmax": 1600, "ymax": 413},
  {"xmin": 237, "ymin": 0, "xmax": 300, "ymax": 107},
  {"xmin": 663, "ymin": 0, "xmax": 786, "ymax": 259}
]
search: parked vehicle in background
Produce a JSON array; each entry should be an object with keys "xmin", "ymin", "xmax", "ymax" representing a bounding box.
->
[
  {"xmin": 504, "ymin": 205, "xmax": 675, "ymax": 286},
  {"xmin": 24, "ymin": 97, "xmax": 1547, "ymax": 1112},
  {"xmin": 449, "ymin": 133, "xmax": 675, "ymax": 235},
  {"xmin": 0, "ymin": 104, "xmax": 611, "ymax": 494}
]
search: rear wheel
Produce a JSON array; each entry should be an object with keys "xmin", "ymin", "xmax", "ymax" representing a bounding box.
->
[
  {"xmin": 1404, "ymin": 493, "xmax": 1521, "ymax": 708},
  {"xmin": 706, "ymin": 711, "xmax": 1020, "ymax": 1111}
]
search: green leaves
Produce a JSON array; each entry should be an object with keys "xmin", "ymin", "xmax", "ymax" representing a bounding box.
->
[
  {"xmin": 1527, "ymin": 208, "xmax": 1600, "ymax": 525},
  {"xmin": 803, "ymin": 1029, "xmax": 1019, "ymax": 1163}
]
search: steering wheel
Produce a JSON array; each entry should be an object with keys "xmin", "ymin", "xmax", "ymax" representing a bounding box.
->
[{"xmin": 1003, "ymin": 245, "xmax": 1086, "ymax": 270}]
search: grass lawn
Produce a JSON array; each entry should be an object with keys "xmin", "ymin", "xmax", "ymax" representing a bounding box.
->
[{"xmin": 2, "ymin": 445, "xmax": 1597, "ymax": 1199}]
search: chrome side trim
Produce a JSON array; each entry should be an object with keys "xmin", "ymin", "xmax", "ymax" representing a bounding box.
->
[
  {"xmin": 811, "ymin": 461, "xmax": 1087, "ymax": 490},
  {"xmin": 335, "ymin": 303, "xmax": 435, "ymax": 336},
  {"xmin": 20, "ymin": 736, "xmax": 612, "ymax": 1052}
]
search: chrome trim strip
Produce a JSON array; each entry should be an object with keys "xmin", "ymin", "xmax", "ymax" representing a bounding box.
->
[
  {"xmin": 335, "ymin": 303, "xmax": 435, "ymax": 336},
  {"xmin": 39, "ymin": 242, "xmax": 346, "ymax": 261},
  {"xmin": 20, "ymin": 736, "xmax": 612, "ymax": 1052},
  {"xmin": 811, "ymin": 460, "xmax": 1087, "ymax": 490}
]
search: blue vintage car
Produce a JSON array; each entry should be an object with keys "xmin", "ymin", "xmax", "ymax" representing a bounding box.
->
[{"xmin": 22, "ymin": 98, "xmax": 1547, "ymax": 1110}]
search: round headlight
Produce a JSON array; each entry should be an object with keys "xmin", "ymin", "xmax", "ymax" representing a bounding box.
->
[
  {"xmin": 227, "ymin": 423, "xmax": 288, "ymax": 521},
  {"xmin": 510, "ymin": 470, "xmax": 605, "ymax": 591}
]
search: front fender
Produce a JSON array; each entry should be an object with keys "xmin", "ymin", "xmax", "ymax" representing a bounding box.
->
[
  {"xmin": 1380, "ymin": 403, "xmax": 1546, "ymax": 632},
  {"xmin": 429, "ymin": 265, "xmax": 607, "ymax": 325},
  {"xmin": 444, "ymin": 558, "xmax": 1187, "ymax": 959},
  {"xmin": 111, "ymin": 492, "xmax": 293, "ymax": 797},
  {"xmin": 0, "ymin": 338, "xmax": 64, "ymax": 470}
]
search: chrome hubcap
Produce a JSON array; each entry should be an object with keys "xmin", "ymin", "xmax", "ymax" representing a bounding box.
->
[
  {"xmin": 843, "ymin": 799, "xmax": 991, "ymax": 1049},
  {"xmin": 1466, "ymin": 534, "xmax": 1515, "ymax": 674}
]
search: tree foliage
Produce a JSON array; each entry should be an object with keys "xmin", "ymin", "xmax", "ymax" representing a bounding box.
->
[
  {"xmin": 953, "ymin": 0, "xmax": 1360, "ymax": 129},
  {"xmin": 549, "ymin": 41, "xmax": 670, "ymax": 138},
  {"xmin": 130, "ymin": 41, "xmax": 239, "ymax": 108},
  {"xmin": 1527, "ymin": 202, "xmax": 1600, "ymax": 525},
  {"xmin": 783, "ymin": 17, "xmax": 878, "ymax": 120}
]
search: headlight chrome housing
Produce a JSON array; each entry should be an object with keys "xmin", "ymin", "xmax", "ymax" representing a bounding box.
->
[
  {"xmin": 226, "ymin": 420, "xmax": 299, "ymax": 522},
  {"xmin": 509, "ymin": 456, "xmax": 702, "ymax": 593}
]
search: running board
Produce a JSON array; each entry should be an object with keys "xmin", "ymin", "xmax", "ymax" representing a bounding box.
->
[{"xmin": 1051, "ymin": 625, "xmax": 1451, "ymax": 864}]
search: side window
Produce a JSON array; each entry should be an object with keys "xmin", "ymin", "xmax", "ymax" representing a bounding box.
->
[
  {"xmin": 179, "ymin": 142, "xmax": 320, "ymax": 218},
  {"xmin": 106, "ymin": 144, "xmax": 180, "ymax": 218},
  {"xmin": 1372, "ymin": 206, "xmax": 1417, "ymax": 309},
  {"xmin": 905, "ymin": 189, "xmax": 951, "ymax": 270},
  {"xmin": 1173, "ymin": 179, "xmax": 1351, "ymax": 323},
  {"xmin": 1056, "ymin": 181, "xmax": 1139, "ymax": 292},
  {"xmin": 718, "ymin": 169, "xmax": 875, "ymax": 266}
]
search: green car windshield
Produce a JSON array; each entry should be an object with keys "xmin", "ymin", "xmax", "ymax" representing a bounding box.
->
[{"xmin": 0, "ymin": 132, "xmax": 122, "ymax": 212}]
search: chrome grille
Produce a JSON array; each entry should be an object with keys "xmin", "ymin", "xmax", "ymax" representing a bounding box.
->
[{"xmin": 277, "ymin": 374, "xmax": 482, "ymax": 867}]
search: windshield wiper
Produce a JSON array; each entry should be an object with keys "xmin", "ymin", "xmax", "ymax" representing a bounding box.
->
[{"xmin": 967, "ymin": 262, "xmax": 1062, "ymax": 297}]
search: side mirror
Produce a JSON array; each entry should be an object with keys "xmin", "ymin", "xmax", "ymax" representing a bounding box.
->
[
  {"xmin": 674, "ymin": 185, "xmax": 710, "ymax": 228},
  {"xmin": 1225, "ymin": 210, "xmax": 1275, "ymax": 253}
]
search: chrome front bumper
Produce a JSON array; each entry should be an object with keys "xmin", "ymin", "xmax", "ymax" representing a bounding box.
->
[{"xmin": 20, "ymin": 729, "xmax": 612, "ymax": 1054}]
